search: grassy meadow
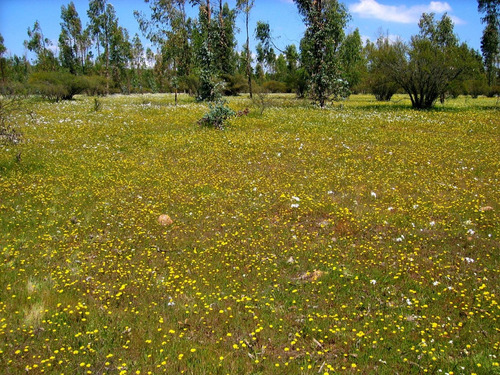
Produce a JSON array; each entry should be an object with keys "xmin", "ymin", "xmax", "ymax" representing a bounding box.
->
[{"xmin": 0, "ymin": 94, "xmax": 499, "ymax": 374}]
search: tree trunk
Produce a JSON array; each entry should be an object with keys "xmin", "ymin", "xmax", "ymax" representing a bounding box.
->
[
  {"xmin": 246, "ymin": 8, "xmax": 252, "ymax": 98},
  {"xmin": 206, "ymin": 0, "xmax": 211, "ymax": 23}
]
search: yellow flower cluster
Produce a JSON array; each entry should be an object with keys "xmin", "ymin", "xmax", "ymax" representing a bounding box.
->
[{"xmin": 0, "ymin": 94, "xmax": 498, "ymax": 373}]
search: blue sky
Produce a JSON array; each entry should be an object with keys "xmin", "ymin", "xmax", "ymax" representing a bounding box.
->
[{"xmin": 0, "ymin": 0, "xmax": 484, "ymax": 61}]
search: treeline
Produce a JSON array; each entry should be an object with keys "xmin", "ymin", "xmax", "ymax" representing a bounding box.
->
[{"xmin": 0, "ymin": 0, "xmax": 498, "ymax": 109}]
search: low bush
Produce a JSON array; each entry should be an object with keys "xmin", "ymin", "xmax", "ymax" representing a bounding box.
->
[
  {"xmin": 198, "ymin": 99, "xmax": 235, "ymax": 130},
  {"xmin": 263, "ymin": 80, "xmax": 287, "ymax": 93},
  {"xmin": 29, "ymin": 72, "xmax": 90, "ymax": 101}
]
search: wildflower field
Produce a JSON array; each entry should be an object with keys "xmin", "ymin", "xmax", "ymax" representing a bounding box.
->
[{"xmin": 0, "ymin": 94, "xmax": 499, "ymax": 374}]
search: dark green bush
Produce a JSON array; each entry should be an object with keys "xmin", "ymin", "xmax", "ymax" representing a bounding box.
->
[
  {"xmin": 221, "ymin": 73, "xmax": 248, "ymax": 96},
  {"xmin": 263, "ymin": 80, "xmax": 287, "ymax": 93},
  {"xmin": 84, "ymin": 75, "xmax": 107, "ymax": 96},
  {"xmin": 29, "ymin": 72, "xmax": 90, "ymax": 101},
  {"xmin": 486, "ymin": 85, "xmax": 500, "ymax": 98}
]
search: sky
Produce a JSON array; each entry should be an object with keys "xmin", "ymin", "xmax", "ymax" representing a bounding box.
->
[{"xmin": 0, "ymin": 0, "xmax": 485, "ymax": 62}]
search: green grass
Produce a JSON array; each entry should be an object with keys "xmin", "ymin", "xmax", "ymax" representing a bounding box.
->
[{"xmin": 1, "ymin": 94, "xmax": 499, "ymax": 374}]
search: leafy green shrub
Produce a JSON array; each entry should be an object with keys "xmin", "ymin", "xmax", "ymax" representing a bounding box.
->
[
  {"xmin": 179, "ymin": 74, "xmax": 200, "ymax": 97},
  {"xmin": 221, "ymin": 73, "xmax": 248, "ymax": 96},
  {"xmin": 84, "ymin": 75, "xmax": 107, "ymax": 96},
  {"xmin": 468, "ymin": 79, "xmax": 488, "ymax": 99},
  {"xmin": 29, "ymin": 72, "xmax": 90, "ymax": 101},
  {"xmin": 368, "ymin": 75, "xmax": 399, "ymax": 101},
  {"xmin": 198, "ymin": 99, "xmax": 235, "ymax": 130},
  {"xmin": 263, "ymin": 80, "xmax": 287, "ymax": 93},
  {"xmin": 486, "ymin": 85, "xmax": 500, "ymax": 98}
]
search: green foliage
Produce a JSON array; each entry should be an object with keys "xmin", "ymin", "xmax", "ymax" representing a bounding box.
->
[
  {"xmin": 197, "ymin": 98, "xmax": 235, "ymax": 130},
  {"xmin": 59, "ymin": 1, "xmax": 89, "ymax": 75},
  {"xmin": 24, "ymin": 21, "xmax": 58, "ymax": 72},
  {"xmin": 486, "ymin": 84, "xmax": 500, "ymax": 97},
  {"xmin": 263, "ymin": 80, "xmax": 287, "ymax": 93},
  {"xmin": 382, "ymin": 13, "xmax": 470, "ymax": 109},
  {"xmin": 83, "ymin": 75, "xmax": 107, "ymax": 96},
  {"xmin": 255, "ymin": 21, "xmax": 276, "ymax": 74},
  {"xmin": 221, "ymin": 73, "xmax": 248, "ymax": 96},
  {"xmin": 365, "ymin": 36, "xmax": 400, "ymax": 101},
  {"xmin": 236, "ymin": 0, "xmax": 255, "ymax": 98},
  {"xmin": 478, "ymin": 0, "xmax": 500, "ymax": 86},
  {"xmin": 29, "ymin": 71, "xmax": 90, "ymax": 101},
  {"xmin": 339, "ymin": 28, "xmax": 364, "ymax": 91},
  {"xmin": 294, "ymin": 0, "xmax": 350, "ymax": 107},
  {"xmin": 196, "ymin": 41, "xmax": 218, "ymax": 102}
]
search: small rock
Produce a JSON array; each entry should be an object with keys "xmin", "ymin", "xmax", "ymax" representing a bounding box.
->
[
  {"xmin": 286, "ymin": 256, "xmax": 295, "ymax": 264},
  {"xmin": 158, "ymin": 214, "xmax": 173, "ymax": 226}
]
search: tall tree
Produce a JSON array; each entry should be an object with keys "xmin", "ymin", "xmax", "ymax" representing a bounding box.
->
[
  {"xmin": 87, "ymin": 0, "xmax": 106, "ymax": 58},
  {"xmin": 255, "ymin": 21, "xmax": 276, "ymax": 75},
  {"xmin": 383, "ymin": 13, "xmax": 467, "ymax": 109},
  {"xmin": 339, "ymin": 28, "xmax": 363, "ymax": 91},
  {"xmin": 59, "ymin": 2, "xmax": 89, "ymax": 74},
  {"xmin": 478, "ymin": 0, "xmax": 500, "ymax": 86},
  {"xmin": 0, "ymin": 34, "xmax": 7, "ymax": 84},
  {"xmin": 24, "ymin": 21, "xmax": 58, "ymax": 71},
  {"xmin": 364, "ymin": 35, "xmax": 400, "ymax": 101},
  {"xmin": 213, "ymin": 2, "xmax": 237, "ymax": 76},
  {"xmin": 294, "ymin": 0, "xmax": 349, "ymax": 107},
  {"xmin": 191, "ymin": 0, "xmax": 220, "ymax": 100},
  {"xmin": 131, "ymin": 33, "xmax": 145, "ymax": 91},
  {"xmin": 109, "ymin": 24, "xmax": 131, "ymax": 92},
  {"xmin": 283, "ymin": 44, "xmax": 300, "ymax": 93},
  {"xmin": 135, "ymin": 0, "xmax": 192, "ymax": 102},
  {"xmin": 236, "ymin": 0, "xmax": 254, "ymax": 98},
  {"xmin": 87, "ymin": 0, "xmax": 117, "ymax": 92}
]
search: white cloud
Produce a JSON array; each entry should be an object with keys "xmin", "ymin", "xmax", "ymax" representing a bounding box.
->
[
  {"xmin": 349, "ymin": 0, "xmax": 461, "ymax": 24},
  {"xmin": 428, "ymin": 1, "xmax": 451, "ymax": 13}
]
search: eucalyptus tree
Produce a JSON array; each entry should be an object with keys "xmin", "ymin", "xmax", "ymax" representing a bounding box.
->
[
  {"xmin": 293, "ymin": 0, "xmax": 349, "ymax": 107},
  {"xmin": 87, "ymin": 0, "xmax": 119, "ymax": 91},
  {"xmin": 255, "ymin": 21, "xmax": 276, "ymax": 75},
  {"xmin": 130, "ymin": 34, "xmax": 145, "ymax": 91},
  {"xmin": 24, "ymin": 21, "xmax": 58, "ymax": 71},
  {"xmin": 478, "ymin": 0, "xmax": 500, "ymax": 86},
  {"xmin": 236, "ymin": 0, "xmax": 254, "ymax": 97},
  {"xmin": 213, "ymin": 1, "xmax": 237, "ymax": 76},
  {"xmin": 339, "ymin": 28, "xmax": 363, "ymax": 91},
  {"xmin": 191, "ymin": 0, "xmax": 238, "ymax": 100},
  {"xmin": 0, "ymin": 34, "xmax": 7, "ymax": 84},
  {"xmin": 109, "ymin": 25, "xmax": 132, "ymax": 92},
  {"xmin": 59, "ymin": 2, "xmax": 90, "ymax": 74},
  {"xmin": 135, "ymin": 0, "xmax": 192, "ymax": 102}
]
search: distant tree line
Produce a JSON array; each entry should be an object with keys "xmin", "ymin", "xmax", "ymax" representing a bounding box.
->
[{"xmin": 0, "ymin": 0, "xmax": 498, "ymax": 109}]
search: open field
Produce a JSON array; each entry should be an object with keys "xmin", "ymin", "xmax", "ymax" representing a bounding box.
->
[{"xmin": 1, "ymin": 94, "xmax": 499, "ymax": 374}]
